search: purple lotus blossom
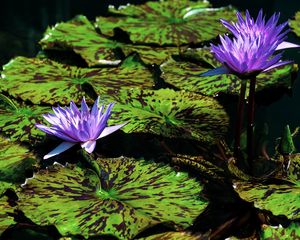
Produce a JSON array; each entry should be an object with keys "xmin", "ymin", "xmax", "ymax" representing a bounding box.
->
[
  {"xmin": 36, "ymin": 97, "xmax": 126, "ymax": 159},
  {"xmin": 202, "ymin": 10, "xmax": 298, "ymax": 77},
  {"xmin": 220, "ymin": 10, "xmax": 299, "ymax": 51}
]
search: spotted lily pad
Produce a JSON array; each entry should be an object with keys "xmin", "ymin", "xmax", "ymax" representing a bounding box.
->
[
  {"xmin": 160, "ymin": 53, "xmax": 298, "ymax": 97},
  {"xmin": 0, "ymin": 196, "xmax": 15, "ymax": 235},
  {"xmin": 108, "ymin": 88, "xmax": 229, "ymax": 144},
  {"xmin": 260, "ymin": 223, "xmax": 300, "ymax": 240},
  {"xmin": 18, "ymin": 157, "xmax": 207, "ymax": 239},
  {"xmin": 290, "ymin": 11, "xmax": 300, "ymax": 37},
  {"xmin": 0, "ymin": 136, "xmax": 36, "ymax": 194},
  {"xmin": 0, "ymin": 56, "xmax": 154, "ymax": 105},
  {"xmin": 40, "ymin": 15, "xmax": 179, "ymax": 66},
  {"xmin": 171, "ymin": 154, "xmax": 226, "ymax": 181},
  {"xmin": 95, "ymin": 1, "xmax": 236, "ymax": 45},
  {"xmin": 287, "ymin": 154, "xmax": 300, "ymax": 181},
  {"xmin": 233, "ymin": 181, "xmax": 300, "ymax": 220},
  {"xmin": 0, "ymin": 97, "xmax": 48, "ymax": 142},
  {"xmin": 139, "ymin": 231, "xmax": 202, "ymax": 240}
]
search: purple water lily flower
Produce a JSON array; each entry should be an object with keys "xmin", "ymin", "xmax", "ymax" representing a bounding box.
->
[
  {"xmin": 202, "ymin": 9, "xmax": 297, "ymax": 77},
  {"xmin": 36, "ymin": 97, "xmax": 126, "ymax": 159},
  {"xmin": 220, "ymin": 9, "xmax": 299, "ymax": 51}
]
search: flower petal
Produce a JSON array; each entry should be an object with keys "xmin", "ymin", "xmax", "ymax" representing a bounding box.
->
[
  {"xmin": 81, "ymin": 140, "xmax": 96, "ymax": 153},
  {"xmin": 43, "ymin": 142, "xmax": 76, "ymax": 159},
  {"xmin": 97, "ymin": 123, "xmax": 127, "ymax": 139},
  {"xmin": 276, "ymin": 41, "xmax": 300, "ymax": 50},
  {"xmin": 81, "ymin": 97, "xmax": 89, "ymax": 118},
  {"xmin": 200, "ymin": 66, "xmax": 231, "ymax": 77},
  {"xmin": 35, "ymin": 124, "xmax": 78, "ymax": 142},
  {"xmin": 91, "ymin": 97, "xmax": 100, "ymax": 117},
  {"xmin": 263, "ymin": 60, "xmax": 293, "ymax": 72}
]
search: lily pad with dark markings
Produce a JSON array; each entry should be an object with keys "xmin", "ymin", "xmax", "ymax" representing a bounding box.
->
[
  {"xmin": 290, "ymin": 11, "xmax": 300, "ymax": 38},
  {"xmin": 0, "ymin": 100, "xmax": 48, "ymax": 143},
  {"xmin": 108, "ymin": 88, "xmax": 229, "ymax": 144},
  {"xmin": 260, "ymin": 223, "xmax": 300, "ymax": 240},
  {"xmin": 18, "ymin": 157, "xmax": 207, "ymax": 239},
  {"xmin": 0, "ymin": 196, "xmax": 15, "ymax": 235},
  {"xmin": 0, "ymin": 56, "xmax": 154, "ymax": 105},
  {"xmin": 40, "ymin": 15, "xmax": 179, "ymax": 66},
  {"xmin": 0, "ymin": 136, "xmax": 36, "ymax": 194},
  {"xmin": 233, "ymin": 181, "xmax": 300, "ymax": 220},
  {"xmin": 260, "ymin": 222, "xmax": 300, "ymax": 240},
  {"xmin": 171, "ymin": 154, "xmax": 226, "ymax": 181},
  {"xmin": 160, "ymin": 52, "xmax": 298, "ymax": 97},
  {"xmin": 95, "ymin": 0, "xmax": 236, "ymax": 46},
  {"xmin": 139, "ymin": 231, "xmax": 203, "ymax": 240},
  {"xmin": 284, "ymin": 154, "xmax": 300, "ymax": 182}
]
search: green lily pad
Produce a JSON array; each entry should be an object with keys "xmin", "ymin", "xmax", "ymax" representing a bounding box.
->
[
  {"xmin": 139, "ymin": 231, "xmax": 202, "ymax": 240},
  {"xmin": 0, "ymin": 98, "xmax": 48, "ymax": 142},
  {"xmin": 40, "ymin": 15, "xmax": 179, "ymax": 66},
  {"xmin": 0, "ymin": 196, "xmax": 15, "ymax": 235},
  {"xmin": 160, "ymin": 53, "xmax": 298, "ymax": 97},
  {"xmin": 0, "ymin": 56, "xmax": 154, "ymax": 105},
  {"xmin": 0, "ymin": 136, "xmax": 36, "ymax": 194},
  {"xmin": 95, "ymin": 1, "xmax": 236, "ymax": 46},
  {"xmin": 233, "ymin": 181, "xmax": 300, "ymax": 220},
  {"xmin": 288, "ymin": 154, "xmax": 300, "ymax": 181},
  {"xmin": 108, "ymin": 88, "xmax": 229, "ymax": 144},
  {"xmin": 260, "ymin": 223, "xmax": 300, "ymax": 240},
  {"xmin": 279, "ymin": 154, "xmax": 300, "ymax": 182},
  {"xmin": 290, "ymin": 11, "xmax": 300, "ymax": 37},
  {"xmin": 171, "ymin": 154, "xmax": 226, "ymax": 181},
  {"xmin": 18, "ymin": 157, "xmax": 207, "ymax": 239}
]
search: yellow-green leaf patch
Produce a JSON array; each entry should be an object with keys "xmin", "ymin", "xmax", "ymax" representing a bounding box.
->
[
  {"xmin": 290, "ymin": 11, "xmax": 300, "ymax": 38},
  {"xmin": 0, "ymin": 196, "xmax": 15, "ymax": 235},
  {"xmin": 108, "ymin": 88, "xmax": 229, "ymax": 144},
  {"xmin": 139, "ymin": 231, "xmax": 202, "ymax": 240},
  {"xmin": 260, "ymin": 223, "xmax": 300, "ymax": 240},
  {"xmin": 18, "ymin": 157, "xmax": 207, "ymax": 239},
  {"xmin": 0, "ymin": 100, "xmax": 48, "ymax": 143},
  {"xmin": 233, "ymin": 181, "xmax": 300, "ymax": 220},
  {"xmin": 0, "ymin": 136, "xmax": 36, "ymax": 194},
  {"xmin": 95, "ymin": 0, "xmax": 236, "ymax": 45},
  {"xmin": 40, "ymin": 15, "xmax": 179, "ymax": 66},
  {"xmin": 0, "ymin": 56, "xmax": 154, "ymax": 105}
]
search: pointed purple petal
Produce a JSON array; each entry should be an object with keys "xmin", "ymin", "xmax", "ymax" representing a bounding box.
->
[
  {"xmin": 43, "ymin": 142, "xmax": 76, "ymax": 159},
  {"xmin": 35, "ymin": 124, "xmax": 78, "ymax": 142},
  {"xmin": 263, "ymin": 60, "xmax": 293, "ymax": 72},
  {"xmin": 97, "ymin": 123, "xmax": 127, "ymax": 139},
  {"xmin": 70, "ymin": 101, "xmax": 80, "ymax": 116},
  {"xmin": 81, "ymin": 140, "xmax": 96, "ymax": 153},
  {"xmin": 255, "ymin": 9, "xmax": 263, "ymax": 25},
  {"xmin": 91, "ymin": 97, "xmax": 99, "ymax": 117},
  {"xmin": 200, "ymin": 66, "xmax": 231, "ymax": 77},
  {"xmin": 220, "ymin": 19, "xmax": 239, "ymax": 36},
  {"xmin": 276, "ymin": 41, "xmax": 300, "ymax": 50},
  {"xmin": 81, "ymin": 97, "xmax": 89, "ymax": 116},
  {"xmin": 35, "ymin": 124, "xmax": 56, "ymax": 135}
]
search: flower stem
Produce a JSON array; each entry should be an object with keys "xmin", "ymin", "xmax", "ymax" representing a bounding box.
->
[
  {"xmin": 247, "ymin": 77, "xmax": 256, "ymax": 171},
  {"xmin": 234, "ymin": 81, "xmax": 247, "ymax": 159},
  {"xmin": 80, "ymin": 150, "xmax": 102, "ymax": 191}
]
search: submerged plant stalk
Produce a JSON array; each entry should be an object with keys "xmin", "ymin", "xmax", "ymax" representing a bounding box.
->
[
  {"xmin": 234, "ymin": 81, "xmax": 247, "ymax": 158},
  {"xmin": 247, "ymin": 77, "xmax": 256, "ymax": 169}
]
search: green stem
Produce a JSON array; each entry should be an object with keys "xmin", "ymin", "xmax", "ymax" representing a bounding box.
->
[
  {"xmin": 80, "ymin": 150, "xmax": 102, "ymax": 191},
  {"xmin": 247, "ymin": 77, "xmax": 256, "ymax": 172},
  {"xmin": 234, "ymin": 81, "xmax": 247, "ymax": 159}
]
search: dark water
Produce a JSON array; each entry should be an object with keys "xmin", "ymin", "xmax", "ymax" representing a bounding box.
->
[{"xmin": 1, "ymin": 0, "xmax": 300, "ymax": 153}]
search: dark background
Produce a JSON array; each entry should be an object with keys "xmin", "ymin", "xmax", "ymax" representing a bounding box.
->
[{"xmin": 1, "ymin": 0, "xmax": 300, "ymax": 153}]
